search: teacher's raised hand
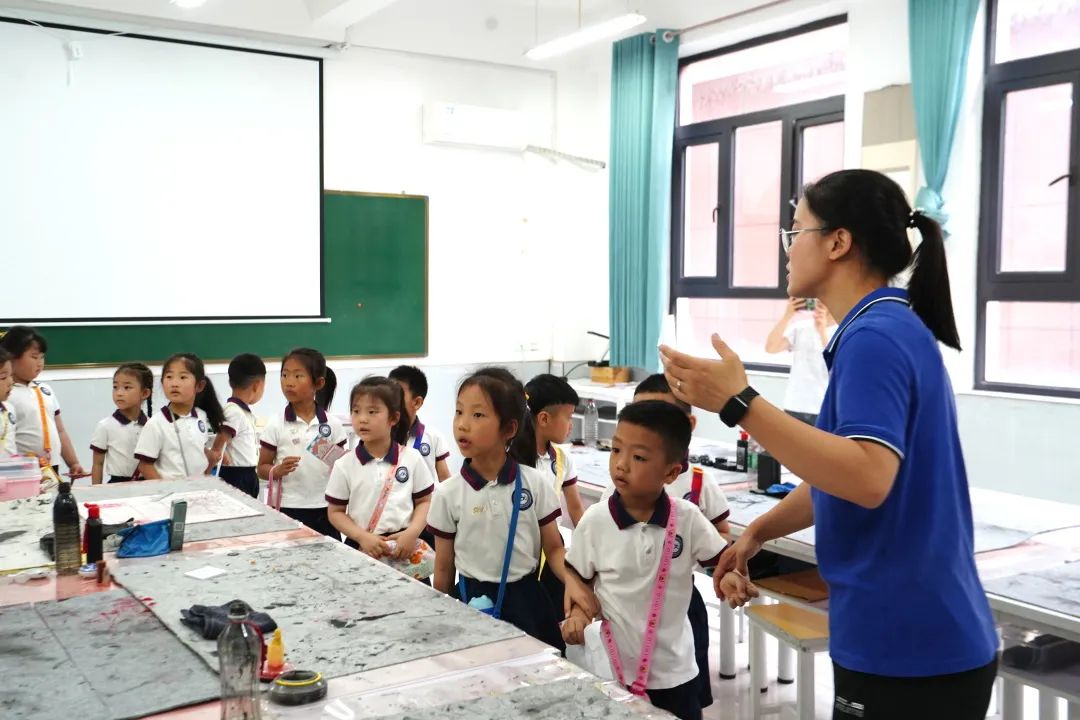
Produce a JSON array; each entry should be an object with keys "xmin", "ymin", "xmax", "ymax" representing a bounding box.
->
[{"xmin": 659, "ymin": 334, "xmax": 748, "ymax": 413}]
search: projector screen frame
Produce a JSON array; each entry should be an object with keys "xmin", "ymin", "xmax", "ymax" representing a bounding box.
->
[{"xmin": 0, "ymin": 15, "xmax": 325, "ymax": 326}]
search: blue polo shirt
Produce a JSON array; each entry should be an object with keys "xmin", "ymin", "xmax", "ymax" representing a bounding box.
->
[{"xmin": 813, "ymin": 287, "xmax": 997, "ymax": 677}]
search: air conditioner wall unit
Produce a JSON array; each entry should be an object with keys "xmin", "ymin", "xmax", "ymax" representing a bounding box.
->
[{"xmin": 422, "ymin": 101, "xmax": 532, "ymax": 152}]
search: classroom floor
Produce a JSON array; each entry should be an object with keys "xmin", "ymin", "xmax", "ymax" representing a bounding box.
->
[{"xmin": 696, "ymin": 589, "xmax": 1055, "ymax": 720}]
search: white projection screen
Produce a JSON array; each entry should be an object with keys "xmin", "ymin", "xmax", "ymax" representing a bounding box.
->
[{"xmin": 0, "ymin": 18, "xmax": 323, "ymax": 322}]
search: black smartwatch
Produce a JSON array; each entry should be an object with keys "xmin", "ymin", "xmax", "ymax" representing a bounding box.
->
[{"xmin": 719, "ymin": 386, "xmax": 759, "ymax": 428}]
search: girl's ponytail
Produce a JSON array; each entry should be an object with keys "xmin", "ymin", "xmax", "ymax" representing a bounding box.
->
[
  {"xmin": 508, "ymin": 409, "xmax": 538, "ymax": 468},
  {"xmin": 908, "ymin": 212, "xmax": 962, "ymax": 350},
  {"xmin": 195, "ymin": 376, "xmax": 225, "ymax": 433},
  {"xmin": 317, "ymin": 367, "xmax": 337, "ymax": 410}
]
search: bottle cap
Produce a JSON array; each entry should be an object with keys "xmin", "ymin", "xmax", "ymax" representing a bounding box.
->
[
  {"xmin": 227, "ymin": 600, "xmax": 250, "ymax": 619},
  {"xmin": 85, "ymin": 503, "xmax": 100, "ymax": 519},
  {"xmin": 739, "ymin": 431, "xmax": 749, "ymax": 441}
]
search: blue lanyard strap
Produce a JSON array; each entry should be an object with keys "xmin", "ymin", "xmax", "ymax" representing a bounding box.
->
[{"xmin": 457, "ymin": 466, "xmax": 521, "ymax": 620}]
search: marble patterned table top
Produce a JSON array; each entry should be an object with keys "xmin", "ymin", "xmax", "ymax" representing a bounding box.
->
[
  {"xmin": 0, "ymin": 588, "xmax": 219, "ymax": 720},
  {"xmin": 110, "ymin": 537, "xmax": 526, "ymax": 680},
  {"xmin": 0, "ymin": 476, "xmax": 299, "ymax": 573}
]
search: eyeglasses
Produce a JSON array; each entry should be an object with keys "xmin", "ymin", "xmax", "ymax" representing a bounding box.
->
[{"xmin": 779, "ymin": 227, "xmax": 830, "ymax": 254}]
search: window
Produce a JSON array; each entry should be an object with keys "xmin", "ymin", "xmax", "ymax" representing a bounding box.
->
[
  {"xmin": 672, "ymin": 17, "xmax": 847, "ymax": 367},
  {"xmin": 977, "ymin": 0, "xmax": 1080, "ymax": 395}
]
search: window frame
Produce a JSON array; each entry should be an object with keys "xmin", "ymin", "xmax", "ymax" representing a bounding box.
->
[
  {"xmin": 975, "ymin": 1, "xmax": 1080, "ymax": 398},
  {"xmin": 670, "ymin": 16, "xmax": 846, "ymax": 371}
]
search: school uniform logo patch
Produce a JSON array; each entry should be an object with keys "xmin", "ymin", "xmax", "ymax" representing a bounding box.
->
[
  {"xmin": 419, "ymin": 442, "xmax": 431, "ymax": 457},
  {"xmin": 672, "ymin": 534, "xmax": 684, "ymax": 559},
  {"xmin": 550, "ymin": 460, "xmax": 558, "ymax": 475},
  {"xmin": 395, "ymin": 467, "xmax": 410, "ymax": 483},
  {"xmin": 318, "ymin": 423, "xmax": 332, "ymax": 438},
  {"xmin": 39, "ymin": 385, "xmax": 52, "ymax": 396},
  {"xmin": 197, "ymin": 420, "xmax": 206, "ymax": 433},
  {"xmin": 6, "ymin": 412, "xmax": 14, "ymax": 424},
  {"xmin": 518, "ymin": 488, "xmax": 534, "ymax": 511}
]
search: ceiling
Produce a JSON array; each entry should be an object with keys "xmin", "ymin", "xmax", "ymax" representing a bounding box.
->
[{"xmin": 0, "ymin": 0, "xmax": 807, "ymax": 69}]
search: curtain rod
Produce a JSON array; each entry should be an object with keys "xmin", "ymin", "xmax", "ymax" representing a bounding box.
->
[{"xmin": 661, "ymin": 0, "xmax": 793, "ymax": 42}]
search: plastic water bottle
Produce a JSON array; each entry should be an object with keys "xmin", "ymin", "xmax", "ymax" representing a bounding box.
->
[
  {"xmin": 53, "ymin": 482, "xmax": 81, "ymax": 576},
  {"xmin": 583, "ymin": 400, "xmax": 599, "ymax": 448},
  {"xmin": 218, "ymin": 601, "xmax": 262, "ymax": 720}
]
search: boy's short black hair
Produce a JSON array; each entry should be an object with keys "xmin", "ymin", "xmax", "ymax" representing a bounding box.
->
[
  {"xmin": 0, "ymin": 326, "xmax": 48, "ymax": 358},
  {"xmin": 617, "ymin": 400, "xmax": 691, "ymax": 464},
  {"xmin": 525, "ymin": 373, "xmax": 579, "ymax": 415},
  {"xmin": 634, "ymin": 373, "xmax": 691, "ymax": 414},
  {"xmin": 228, "ymin": 353, "xmax": 266, "ymax": 390},
  {"xmin": 389, "ymin": 365, "xmax": 428, "ymax": 399}
]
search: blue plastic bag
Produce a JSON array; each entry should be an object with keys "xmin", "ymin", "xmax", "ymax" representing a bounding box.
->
[{"xmin": 116, "ymin": 519, "xmax": 172, "ymax": 558}]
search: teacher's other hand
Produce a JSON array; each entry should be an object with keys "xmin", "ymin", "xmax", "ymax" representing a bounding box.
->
[{"xmin": 659, "ymin": 334, "xmax": 748, "ymax": 413}]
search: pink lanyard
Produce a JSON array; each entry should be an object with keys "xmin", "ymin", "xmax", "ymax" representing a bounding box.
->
[
  {"xmin": 601, "ymin": 503, "xmax": 678, "ymax": 696},
  {"xmin": 267, "ymin": 469, "xmax": 283, "ymax": 510},
  {"xmin": 366, "ymin": 452, "xmax": 400, "ymax": 533}
]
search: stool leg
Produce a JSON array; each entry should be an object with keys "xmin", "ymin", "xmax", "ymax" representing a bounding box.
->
[
  {"xmin": 750, "ymin": 623, "xmax": 766, "ymax": 718},
  {"xmin": 778, "ymin": 644, "xmax": 795, "ymax": 684},
  {"xmin": 796, "ymin": 648, "xmax": 815, "ymax": 720},
  {"xmin": 738, "ymin": 606, "xmax": 746, "ymax": 643},
  {"xmin": 1001, "ymin": 678, "xmax": 1023, "ymax": 720},
  {"xmin": 719, "ymin": 602, "xmax": 736, "ymax": 679},
  {"xmin": 1039, "ymin": 692, "xmax": 1060, "ymax": 720},
  {"xmin": 1067, "ymin": 701, "xmax": 1080, "ymax": 720},
  {"xmin": 750, "ymin": 620, "xmax": 767, "ymax": 695}
]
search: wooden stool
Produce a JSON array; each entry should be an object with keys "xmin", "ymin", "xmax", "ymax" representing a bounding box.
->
[
  {"xmin": 753, "ymin": 569, "xmax": 830, "ymax": 686},
  {"xmin": 748, "ymin": 603, "xmax": 829, "ymax": 720}
]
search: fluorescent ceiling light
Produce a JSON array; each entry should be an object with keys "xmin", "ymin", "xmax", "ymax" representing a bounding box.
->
[
  {"xmin": 171, "ymin": 0, "xmax": 207, "ymax": 8},
  {"xmin": 526, "ymin": 12, "xmax": 647, "ymax": 60}
]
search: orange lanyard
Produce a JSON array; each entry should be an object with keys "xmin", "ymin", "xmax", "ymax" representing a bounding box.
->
[{"xmin": 32, "ymin": 385, "xmax": 51, "ymax": 454}]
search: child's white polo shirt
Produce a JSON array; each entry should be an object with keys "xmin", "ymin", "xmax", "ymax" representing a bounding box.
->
[
  {"xmin": 325, "ymin": 442, "xmax": 434, "ymax": 534},
  {"xmin": 259, "ymin": 405, "xmax": 347, "ymax": 509},
  {"xmin": 427, "ymin": 459, "xmax": 560, "ymax": 583},
  {"xmin": 567, "ymin": 492, "xmax": 724, "ymax": 690}
]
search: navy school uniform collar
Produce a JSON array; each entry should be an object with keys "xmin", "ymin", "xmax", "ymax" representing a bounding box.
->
[
  {"xmin": 608, "ymin": 490, "xmax": 671, "ymax": 530},
  {"xmin": 461, "ymin": 457, "xmax": 519, "ymax": 492},
  {"xmin": 356, "ymin": 441, "xmax": 400, "ymax": 466},
  {"xmin": 823, "ymin": 287, "xmax": 911, "ymax": 369},
  {"xmin": 409, "ymin": 417, "xmax": 425, "ymax": 438},
  {"xmin": 284, "ymin": 404, "xmax": 329, "ymax": 424},
  {"xmin": 227, "ymin": 397, "xmax": 251, "ymax": 413},
  {"xmin": 160, "ymin": 405, "xmax": 198, "ymax": 423},
  {"xmin": 113, "ymin": 409, "xmax": 148, "ymax": 426}
]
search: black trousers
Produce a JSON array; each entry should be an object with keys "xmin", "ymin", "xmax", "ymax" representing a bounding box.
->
[
  {"xmin": 217, "ymin": 466, "xmax": 259, "ymax": 498},
  {"xmin": 646, "ymin": 675, "xmax": 703, "ymax": 720},
  {"xmin": 281, "ymin": 506, "xmax": 340, "ymax": 539},
  {"xmin": 686, "ymin": 583, "xmax": 713, "ymax": 707},
  {"xmin": 832, "ymin": 657, "xmax": 998, "ymax": 720},
  {"xmin": 458, "ymin": 573, "xmax": 565, "ymax": 654}
]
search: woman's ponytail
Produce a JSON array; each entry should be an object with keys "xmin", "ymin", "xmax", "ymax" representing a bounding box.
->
[{"xmin": 908, "ymin": 211, "xmax": 962, "ymax": 350}]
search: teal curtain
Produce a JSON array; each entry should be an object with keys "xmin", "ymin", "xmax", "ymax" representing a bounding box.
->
[
  {"xmin": 609, "ymin": 31, "xmax": 679, "ymax": 372},
  {"xmin": 908, "ymin": 0, "xmax": 979, "ymax": 230}
]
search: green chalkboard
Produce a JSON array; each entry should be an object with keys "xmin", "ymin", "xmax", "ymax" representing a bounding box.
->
[{"xmin": 22, "ymin": 191, "xmax": 427, "ymax": 366}]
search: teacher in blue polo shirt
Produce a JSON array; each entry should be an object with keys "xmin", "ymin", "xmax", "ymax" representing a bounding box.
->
[{"xmin": 661, "ymin": 169, "xmax": 998, "ymax": 720}]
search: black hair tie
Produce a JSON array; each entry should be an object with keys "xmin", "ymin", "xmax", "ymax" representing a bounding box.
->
[{"xmin": 907, "ymin": 209, "xmax": 922, "ymax": 228}]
